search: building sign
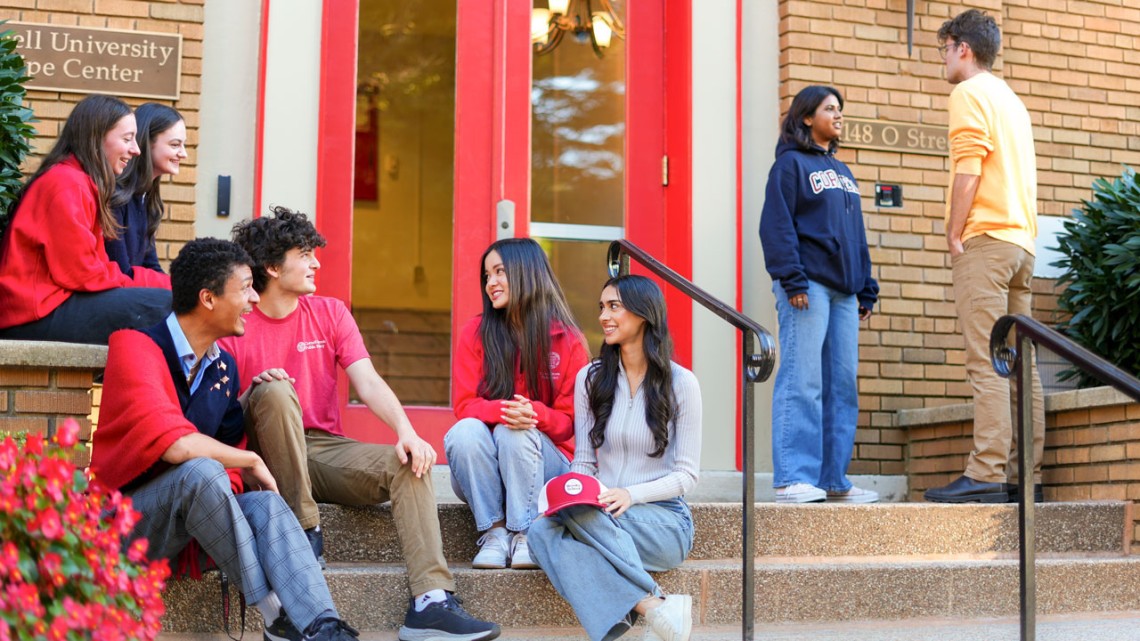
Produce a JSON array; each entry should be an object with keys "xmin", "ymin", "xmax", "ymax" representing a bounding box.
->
[
  {"xmin": 842, "ymin": 118, "xmax": 948, "ymax": 157},
  {"xmin": 9, "ymin": 22, "xmax": 182, "ymax": 100}
]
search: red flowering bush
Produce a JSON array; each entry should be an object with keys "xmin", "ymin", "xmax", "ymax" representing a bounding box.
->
[{"xmin": 0, "ymin": 419, "xmax": 170, "ymax": 641}]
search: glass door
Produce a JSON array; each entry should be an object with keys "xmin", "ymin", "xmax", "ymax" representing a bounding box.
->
[
  {"xmin": 530, "ymin": 0, "xmax": 627, "ymax": 351},
  {"xmin": 351, "ymin": 0, "xmax": 456, "ymax": 407}
]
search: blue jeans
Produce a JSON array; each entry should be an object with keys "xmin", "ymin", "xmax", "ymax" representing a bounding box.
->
[
  {"xmin": 528, "ymin": 499, "xmax": 694, "ymax": 641},
  {"xmin": 444, "ymin": 417, "xmax": 569, "ymax": 532},
  {"xmin": 771, "ymin": 279, "xmax": 860, "ymax": 491},
  {"xmin": 0, "ymin": 287, "xmax": 170, "ymax": 344}
]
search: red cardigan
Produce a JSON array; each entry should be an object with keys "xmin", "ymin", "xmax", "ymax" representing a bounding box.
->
[
  {"xmin": 89, "ymin": 330, "xmax": 243, "ymax": 494},
  {"xmin": 451, "ymin": 315, "xmax": 589, "ymax": 459},
  {"xmin": 0, "ymin": 157, "xmax": 169, "ymax": 330}
]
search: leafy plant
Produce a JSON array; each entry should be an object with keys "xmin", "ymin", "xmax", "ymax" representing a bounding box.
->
[
  {"xmin": 1052, "ymin": 166, "xmax": 1140, "ymax": 386},
  {"xmin": 0, "ymin": 20, "xmax": 37, "ymax": 231},
  {"xmin": 0, "ymin": 420, "xmax": 170, "ymax": 641}
]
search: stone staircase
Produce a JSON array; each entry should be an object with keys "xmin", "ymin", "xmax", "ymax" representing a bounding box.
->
[{"xmin": 158, "ymin": 500, "xmax": 1140, "ymax": 636}]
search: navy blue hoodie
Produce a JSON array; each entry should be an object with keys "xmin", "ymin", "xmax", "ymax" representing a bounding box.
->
[{"xmin": 759, "ymin": 141, "xmax": 878, "ymax": 310}]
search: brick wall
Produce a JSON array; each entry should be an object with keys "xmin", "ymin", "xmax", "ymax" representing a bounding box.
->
[
  {"xmin": 904, "ymin": 387, "xmax": 1140, "ymax": 547},
  {"xmin": 779, "ymin": 0, "xmax": 1140, "ymax": 473},
  {"xmin": 9, "ymin": 0, "xmax": 205, "ymax": 267},
  {"xmin": 0, "ymin": 366, "xmax": 98, "ymax": 467}
]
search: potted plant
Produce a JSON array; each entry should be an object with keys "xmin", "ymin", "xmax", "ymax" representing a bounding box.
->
[
  {"xmin": 0, "ymin": 19, "xmax": 37, "ymax": 230},
  {"xmin": 1052, "ymin": 166, "xmax": 1140, "ymax": 385}
]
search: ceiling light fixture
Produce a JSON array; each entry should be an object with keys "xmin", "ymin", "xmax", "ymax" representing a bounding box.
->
[{"xmin": 531, "ymin": 0, "xmax": 625, "ymax": 58}]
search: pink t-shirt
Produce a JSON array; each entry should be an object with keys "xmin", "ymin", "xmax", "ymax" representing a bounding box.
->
[{"xmin": 219, "ymin": 295, "xmax": 370, "ymax": 436}]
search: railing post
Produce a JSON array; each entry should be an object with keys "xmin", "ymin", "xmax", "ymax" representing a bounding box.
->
[
  {"xmin": 741, "ymin": 330, "xmax": 756, "ymax": 641},
  {"xmin": 1017, "ymin": 332, "xmax": 1036, "ymax": 641}
]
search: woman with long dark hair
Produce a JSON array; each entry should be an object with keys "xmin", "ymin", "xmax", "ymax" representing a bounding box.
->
[
  {"xmin": 445, "ymin": 238, "xmax": 589, "ymax": 570},
  {"xmin": 0, "ymin": 95, "xmax": 171, "ymax": 344},
  {"xmin": 529, "ymin": 275, "xmax": 702, "ymax": 641},
  {"xmin": 759, "ymin": 85, "xmax": 879, "ymax": 503},
  {"xmin": 107, "ymin": 102, "xmax": 187, "ymax": 284}
]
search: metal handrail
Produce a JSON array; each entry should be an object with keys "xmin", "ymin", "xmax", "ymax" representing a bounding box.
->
[
  {"xmin": 607, "ymin": 239, "xmax": 776, "ymax": 641},
  {"xmin": 990, "ymin": 314, "xmax": 1140, "ymax": 641}
]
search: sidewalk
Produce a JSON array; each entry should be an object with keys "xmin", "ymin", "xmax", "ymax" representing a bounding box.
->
[{"xmin": 158, "ymin": 610, "xmax": 1140, "ymax": 641}]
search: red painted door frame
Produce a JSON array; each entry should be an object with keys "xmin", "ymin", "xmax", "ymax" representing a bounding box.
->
[{"xmin": 301, "ymin": 0, "xmax": 693, "ymax": 450}]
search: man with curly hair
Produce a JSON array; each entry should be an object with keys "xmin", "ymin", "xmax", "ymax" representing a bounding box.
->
[
  {"xmin": 91, "ymin": 238, "xmax": 360, "ymax": 641},
  {"xmin": 220, "ymin": 207, "xmax": 500, "ymax": 641},
  {"xmin": 924, "ymin": 9, "xmax": 1045, "ymax": 504}
]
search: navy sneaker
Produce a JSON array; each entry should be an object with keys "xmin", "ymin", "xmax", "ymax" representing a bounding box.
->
[
  {"xmin": 398, "ymin": 593, "xmax": 501, "ymax": 641},
  {"xmin": 305, "ymin": 526, "xmax": 327, "ymax": 570},
  {"xmin": 263, "ymin": 607, "xmax": 302, "ymax": 641},
  {"xmin": 302, "ymin": 618, "xmax": 359, "ymax": 641}
]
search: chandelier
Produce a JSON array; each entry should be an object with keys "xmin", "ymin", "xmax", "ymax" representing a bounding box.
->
[{"xmin": 531, "ymin": 0, "xmax": 626, "ymax": 58}]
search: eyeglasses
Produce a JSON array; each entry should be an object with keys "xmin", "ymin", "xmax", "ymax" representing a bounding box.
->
[{"xmin": 938, "ymin": 41, "xmax": 962, "ymax": 60}]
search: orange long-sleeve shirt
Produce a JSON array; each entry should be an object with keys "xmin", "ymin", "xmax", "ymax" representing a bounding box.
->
[{"xmin": 946, "ymin": 72, "xmax": 1038, "ymax": 255}]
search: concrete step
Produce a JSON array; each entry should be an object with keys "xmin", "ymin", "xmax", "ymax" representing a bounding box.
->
[
  {"xmin": 154, "ymin": 610, "xmax": 1140, "ymax": 641},
  {"xmin": 320, "ymin": 501, "xmax": 1130, "ymax": 563},
  {"xmin": 159, "ymin": 556, "xmax": 1140, "ymax": 633}
]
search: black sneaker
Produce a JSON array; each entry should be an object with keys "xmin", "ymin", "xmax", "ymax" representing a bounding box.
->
[
  {"xmin": 398, "ymin": 593, "xmax": 501, "ymax": 641},
  {"xmin": 305, "ymin": 527, "xmax": 327, "ymax": 570},
  {"xmin": 301, "ymin": 618, "xmax": 359, "ymax": 641},
  {"xmin": 264, "ymin": 607, "xmax": 303, "ymax": 641}
]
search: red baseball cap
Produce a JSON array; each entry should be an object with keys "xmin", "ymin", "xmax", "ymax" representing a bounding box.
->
[{"xmin": 538, "ymin": 472, "xmax": 608, "ymax": 516}]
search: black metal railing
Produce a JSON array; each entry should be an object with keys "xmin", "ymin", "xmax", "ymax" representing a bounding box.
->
[
  {"xmin": 607, "ymin": 240, "xmax": 776, "ymax": 640},
  {"xmin": 990, "ymin": 314, "xmax": 1140, "ymax": 641}
]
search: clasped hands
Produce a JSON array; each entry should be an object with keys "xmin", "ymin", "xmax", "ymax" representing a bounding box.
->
[{"xmin": 500, "ymin": 394, "xmax": 538, "ymax": 430}]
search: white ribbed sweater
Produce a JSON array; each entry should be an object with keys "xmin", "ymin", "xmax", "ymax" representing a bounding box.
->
[{"xmin": 570, "ymin": 360, "xmax": 702, "ymax": 504}]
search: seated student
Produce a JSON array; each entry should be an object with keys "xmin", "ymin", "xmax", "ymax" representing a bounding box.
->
[
  {"xmin": 445, "ymin": 238, "xmax": 588, "ymax": 569},
  {"xmin": 0, "ymin": 94, "xmax": 170, "ymax": 344},
  {"xmin": 107, "ymin": 102, "xmax": 188, "ymax": 285},
  {"xmin": 528, "ymin": 275, "xmax": 702, "ymax": 641},
  {"xmin": 219, "ymin": 207, "xmax": 500, "ymax": 641},
  {"xmin": 89, "ymin": 238, "xmax": 359, "ymax": 641}
]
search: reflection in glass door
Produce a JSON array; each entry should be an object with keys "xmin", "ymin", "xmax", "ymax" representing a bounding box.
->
[
  {"xmin": 530, "ymin": 0, "xmax": 626, "ymax": 352},
  {"xmin": 352, "ymin": 0, "xmax": 456, "ymax": 406}
]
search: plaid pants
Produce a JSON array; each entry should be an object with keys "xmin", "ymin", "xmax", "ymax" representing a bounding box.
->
[{"xmin": 126, "ymin": 457, "xmax": 336, "ymax": 631}]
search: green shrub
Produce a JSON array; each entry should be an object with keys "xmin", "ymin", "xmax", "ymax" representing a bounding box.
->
[
  {"xmin": 1052, "ymin": 166, "xmax": 1140, "ymax": 385},
  {"xmin": 0, "ymin": 20, "xmax": 37, "ymax": 230}
]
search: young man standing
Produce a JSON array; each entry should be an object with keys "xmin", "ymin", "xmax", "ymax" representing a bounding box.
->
[
  {"xmin": 923, "ymin": 10, "xmax": 1045, "ymax": 504},
  {"xmin": 221, "ymin": 207, "xmax": 500, "ymax": 641},
  {"xmin": 90, "ymin": 238, "xmax": 359, "ymax": 641}
]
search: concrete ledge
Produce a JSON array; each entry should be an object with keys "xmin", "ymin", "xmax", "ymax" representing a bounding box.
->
[
  {"xmin": 897, "ymin": 386, "xmax": 1140, "ymax": 428},
  {"xmin": 0, "ymin": 340, "xmax": 107, "ymax": 369},
  {"xmin": 1045, "ymin": 386, "xmax": 1138, "ymax": 413}
]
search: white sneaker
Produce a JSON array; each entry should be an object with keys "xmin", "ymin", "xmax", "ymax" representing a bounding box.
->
[
  {"xmin": 775, "ymin": 483, "xmax": 826, "ymax": 504},
  {"xmin": 471, "ymin": 527, "xmax": 509, "ymax": 569},
  {"xmin": 509, "ymin": 531, "xmax": 538, "ymax": 569},
  {"xmin": 827, "ymin": 486, "xmax": 879, "ymax": 503},
  {"xmin": 643, "ymin": 594, "xmax": 692, "ymax": 641}
]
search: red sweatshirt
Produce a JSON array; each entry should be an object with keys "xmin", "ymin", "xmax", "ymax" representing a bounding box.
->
[
  {"xmin": 451, "ymin": 315, "xmax": 589, "ymax": 459},
  {"xmin": 0, "ymin": 156, "xmax": 169, "ymax": 330}
]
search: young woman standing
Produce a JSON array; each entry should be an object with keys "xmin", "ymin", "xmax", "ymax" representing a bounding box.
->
[
  {"xmin": 759, "ymin": 85, "xmax": 879, "ymax": 504},
  {"xmin": 445, "ymin": 238, "xmax": 588, "ymax": 570},
  {"xmin": 529, "ymin": 275, "xmax": 702, "ymax": 641},
  {"xmin": 0, "ymin": 95, "xmax": 170, "ymax": 344},
  {"xmin": 108, "ymin": 102, "xmax": 187, "ymax": 285}
]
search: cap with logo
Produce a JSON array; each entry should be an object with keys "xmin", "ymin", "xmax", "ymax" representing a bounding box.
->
[{"xmin": 538, "ymin": 472, "xmax": 608, "ymax": 516}]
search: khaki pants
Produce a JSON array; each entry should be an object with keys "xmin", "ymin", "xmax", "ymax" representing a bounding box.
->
[
  {"xmin": 244, "ymin": 380, "xmax": 455, "ymax": 596},
  {"xmin": 952, "ymin": 235, "xmax": 1046, "ymax": 484}
]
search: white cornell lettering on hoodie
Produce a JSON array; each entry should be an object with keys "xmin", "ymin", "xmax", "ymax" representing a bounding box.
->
[{"xmin": 808, "ymin": 169, "xmax": 860, "ymax": 195}]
